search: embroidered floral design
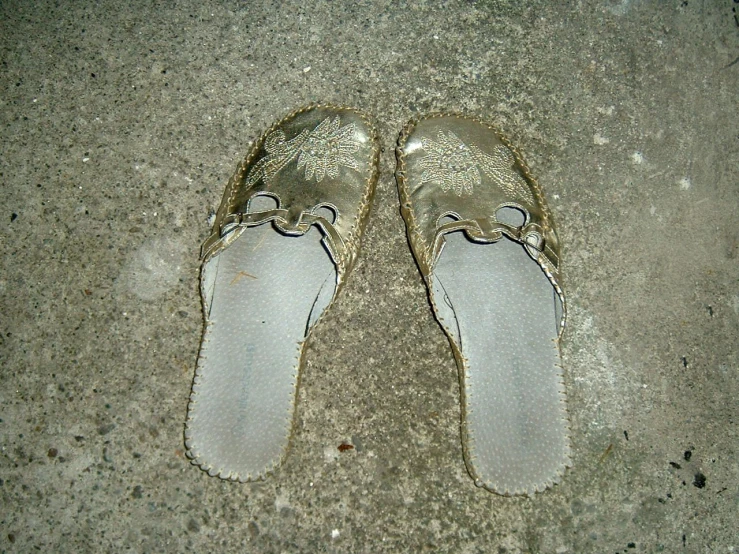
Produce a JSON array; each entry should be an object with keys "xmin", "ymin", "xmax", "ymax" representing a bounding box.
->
[
  {"xmin": 245, "ymin": 116, "xmax": 360, "ymax": 187},
  {"xmin": 418, "ymin": 130, "xmax": 534, "ymax": 203},
  {"xmin": 296, "ymin": 116, "xmax": 360, "ymax": 181}
]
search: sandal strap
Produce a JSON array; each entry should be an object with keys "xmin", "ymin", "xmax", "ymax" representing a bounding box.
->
[{"xmin": 201, "ymin": 207, "xmax": 349, "ymax": 280}]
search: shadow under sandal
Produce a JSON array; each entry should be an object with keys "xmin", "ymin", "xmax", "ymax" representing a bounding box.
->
[
  {"xmin": 185, "ymin": 104, "xmax": 379, "ymax": 481},
  {"xmin": 396, "ymin": 113, "xmax": 570, "ymax": 495}
]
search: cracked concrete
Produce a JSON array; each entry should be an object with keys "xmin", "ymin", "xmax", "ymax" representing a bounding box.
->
[{"xmin": 1, "ymin": 0, "xmax": 737, "ymax": 552}]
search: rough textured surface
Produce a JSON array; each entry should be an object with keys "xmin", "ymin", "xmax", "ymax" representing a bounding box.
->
[{"xmin": 1, "ymin": 1, "xmax": 737, "ymax": 552}]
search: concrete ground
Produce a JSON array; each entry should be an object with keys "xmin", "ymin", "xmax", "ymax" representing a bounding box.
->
[{"xmin": 1, "ymin": 1, "xmax": 737, "ymax": 552}]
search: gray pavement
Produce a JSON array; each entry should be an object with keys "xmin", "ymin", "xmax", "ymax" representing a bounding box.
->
[{"xmin": 1, "ymin": 1, "xmax": 737, "ymax": 552}]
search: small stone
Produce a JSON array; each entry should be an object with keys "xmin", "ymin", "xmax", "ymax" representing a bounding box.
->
[
  {"xmin": 98, "ymin": 423, "xmax": 115, "ymax": 435},
  {"xmin": 47, "ymin": 448, "xmax": 58, "ymax": 458},
  {"xmin": 692, "ymin": 472, "xmax": 706, "ymax": 488},
  {"xmin": 187, "ymin": 518, "xmax": 200, "ymax": 533}
]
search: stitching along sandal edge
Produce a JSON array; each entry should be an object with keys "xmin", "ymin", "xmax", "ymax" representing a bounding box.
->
[
  {"xmin": 395, "ymin": 112, "xmax": 571, "ymax": 496},
  {"xmin": 185, "ymin": 103, "xmax": 380, "ymax": 482}
]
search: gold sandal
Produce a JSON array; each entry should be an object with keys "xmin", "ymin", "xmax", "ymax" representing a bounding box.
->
[
  {"xmin": 185, "ymin": 104, "xmax": 380, "ymax": 481},
  {"xmin": 396, "ymin": 113, "xmax": 570, "ymax": 495}
]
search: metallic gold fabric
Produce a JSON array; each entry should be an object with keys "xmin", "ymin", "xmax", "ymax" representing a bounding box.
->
[
  {"xmin": 396, "ymin": 113, "xmax": 565, "ymax": 331},
  {"xmin": 202, "ymin": 104, "xmax": 380, "ymax": 282}
]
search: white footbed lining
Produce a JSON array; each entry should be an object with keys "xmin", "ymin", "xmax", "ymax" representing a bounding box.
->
[
  {"xmin": 431, "ymin": 230, "xmax": 569, "ymax": 495},
  {"xmin": 186, "ymin": 222, "xmax": 336, "ymax": 480}
]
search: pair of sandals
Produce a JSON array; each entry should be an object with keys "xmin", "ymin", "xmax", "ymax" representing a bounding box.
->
[{"xmin": 184, "ymin": 104, "xmax": 570, "ymax": 496}]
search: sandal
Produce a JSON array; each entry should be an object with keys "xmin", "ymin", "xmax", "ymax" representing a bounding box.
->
[
  {"xmin": 395, "ymin": 113, "xmax": 570, "ymax": 495},
  {"xmin": 185, "ymin": 104, "xmax": 380, "ymax": 481}
]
